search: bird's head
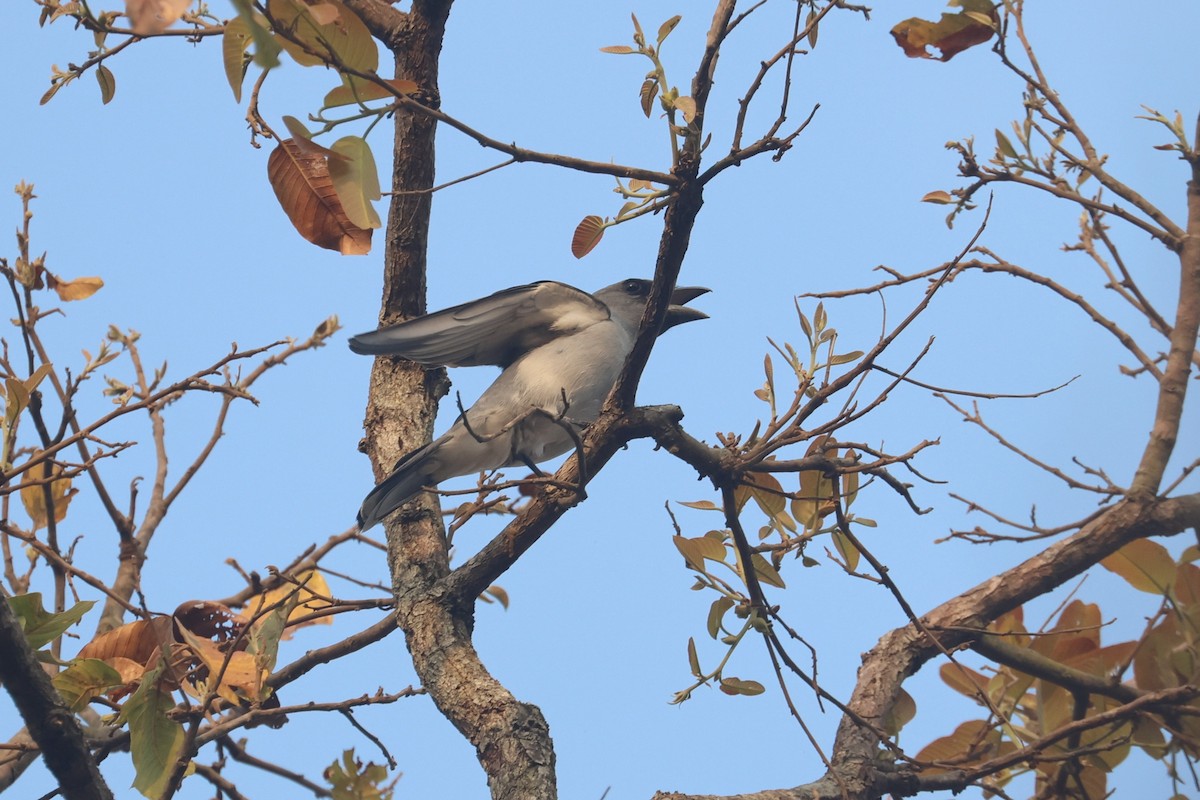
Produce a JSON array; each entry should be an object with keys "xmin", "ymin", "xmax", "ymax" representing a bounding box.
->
[{"xmin": 598, "ymin": 278, "xmax": 710, "ymax": 332}]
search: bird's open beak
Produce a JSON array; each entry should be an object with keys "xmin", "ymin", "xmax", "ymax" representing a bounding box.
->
[{"xmin": 663, "ymin": 285, "xmax": 711, "ymax": 330}]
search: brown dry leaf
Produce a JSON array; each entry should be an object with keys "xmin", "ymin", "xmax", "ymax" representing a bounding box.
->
[
  {"xmin": 125, "ymin": 0, "xmax": 192, "ymax": 35},
  {"xmin": 914, "ymin": 719, "xmax": 999, "ymax": 770},
  {"xmin": 46, "ymin": 274, "xmax": 104, "ymax": 302},
  {"xmin": 78, "ymin": 617, "xmax": 175, "ymax": 667},
  {"xmin": 174, "ymin": 600, "xmax": 243, "ymax": 643},
  {"xmin": 19, "ymin": 457, "xmax": 76, "ymax": 530},
  {"xmin": 939, "ymin": 663, "xmax": 990, "ymax": 699},
  {"xmin": 107, "ymin": 655, "xmax": 148, "ymax": 685},
  {"xmin": 571, "ymin": 215, "xmax": 606, "ymax": 259},
  {"xmin": 268, "ymin": 138, "xmax": 373, "ymax": 254},
  {"xmin": 890, "ymin": 0, "xmax": 996, "ymax": 62}
]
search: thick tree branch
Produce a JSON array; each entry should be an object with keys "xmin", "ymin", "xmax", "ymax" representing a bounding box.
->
[
  {"xmin": 1130, "ymin": 173, "xmax": 1200, "ymax": 494},
  {"xmin": 0, "ymin": 596, "xmax": 113, "ymax": 800}
]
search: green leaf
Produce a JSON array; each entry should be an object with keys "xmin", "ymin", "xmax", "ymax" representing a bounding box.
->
[
  {"xmin": 222, "ymin": 14, "xmax": 254, "ymax": 102},
  {"xmin": 95, "ymin": 65, "xmax": 115, "ymax": 105},
  {"xmin": 7, "ymin": 594, "xmax": 95, "ymax": 650},
  {"xmin": 268, "ymin": 0, "xmax": 377, "ymax": 71},
  {"xmin": 832, "ymin": 530, "xmax": 860, "ymax": 572},
  {"xmin": 52, "ymin": 658, "xmax": 124, "ymax": 712},
  {"xmin": 706, "ymin": 596, "xmax": 734, "ymax": 639},
  {"xmin": 329, "ymin": 136, "xmax": 382, "ymax": 230},
  {"xmin": 750, "ymin": 553, "xmax": 786, "ymax": 588},
  {"xmin": 124, "ymin": 664, "xmax": 185, "ymax": 799},
  {"xmin": 829, "ymin": 350, "xmax": 863, "ymax": 366},
  {"xmin": 323, "ymin": 76, "xmax": 418, "ymax": 108},
  {"xmin": 995, "ymin": 129, "xmax": 1018, "ymax": 159},
  {"xmin": 882, "ymin": 687, "xmax": 916, "ymax": 736},
  {"xmin": 325, "ymin": 748, "xmax": 394, "ymax": 800},
  {"xmin": 229, "ymin": 0, "xmax": 281, "ymax": 69},
  {"xmin": 246, "ymin": 591, "xmax": 295, "ymax": 684},
  {"xmin": 5, "ymin": 377, "xmax": 31, "ymax": 428}
]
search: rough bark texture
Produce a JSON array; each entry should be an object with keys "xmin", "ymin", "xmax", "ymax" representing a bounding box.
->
[
  {"xmin": 355, "ymin": 2, "xmax": 558, "ymax": 798},
  {"xmin": 0, "ymin": 597, "xmax": 113, "ymax": 800}
]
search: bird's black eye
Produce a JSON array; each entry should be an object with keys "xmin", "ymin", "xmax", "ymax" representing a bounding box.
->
[{"xmin": 623, "ymin": 279, "xmax": 646, "ymax": 295}]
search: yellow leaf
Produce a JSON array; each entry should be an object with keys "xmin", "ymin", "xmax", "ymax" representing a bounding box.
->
[
  {"xmin": 323, "ymin": 76, "xmax": 418, "ymax": 108},
  {"xmin": 244, "ymin": 569, "xmax": 334, "ymax": 636},
  {"xmin": 95, "ymin": 65, "xmax": 116, "ymax": 105},
  {"xmin": 222, "ymin": 14, "xmax": 254, "ymax": 102},
  {"xmin": 19, "ymin": 456, "xmax": 75, "ymax": 530},
  {"xmin": 48, "ymin": 274, "xmax": 104, "ymax": 302},
  {"xmin": 267, "ymin": 0, "xmax": 378, "ymax": 72},
  {"xmin": 1100, "ymin": 539, "xmax": 1176, "ymax": 594},
  {"xmin": 673, "ymin": 95, "xmax": 696, "ymax": 124}
]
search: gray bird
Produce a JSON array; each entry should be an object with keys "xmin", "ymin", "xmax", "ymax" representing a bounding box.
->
[{"xmin": 350, "ymin": 278, "xmax": 709, "ymax": 530}]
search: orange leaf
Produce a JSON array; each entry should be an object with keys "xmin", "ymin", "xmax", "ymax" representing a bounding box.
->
[
  {"xmin": 267, "ymin": 138, "xmax": 373, "ymax": 254},
  {"xmin": 571, "ymin": 215, "xmax": 606, "ymax": 259}
]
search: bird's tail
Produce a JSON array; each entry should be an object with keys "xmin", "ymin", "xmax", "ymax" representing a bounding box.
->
[{"xmin": 357, "ymin": 440, "xmax": 441, "ymax": 531}]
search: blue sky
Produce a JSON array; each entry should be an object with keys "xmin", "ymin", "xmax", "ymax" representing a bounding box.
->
[{"xmin": 1, "ymin": 1, "xmax": 1197, "ymax": 797}]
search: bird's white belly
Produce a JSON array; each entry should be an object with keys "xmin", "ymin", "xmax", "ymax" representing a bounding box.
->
[{"xmin": 451, "ymin": 320, "xmax": 633, "ymax": 466}]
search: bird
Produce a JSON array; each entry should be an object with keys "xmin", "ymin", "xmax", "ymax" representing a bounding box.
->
[{"xmin": 349, "ymin": 278, "xmax": 709, "ymax": 530}]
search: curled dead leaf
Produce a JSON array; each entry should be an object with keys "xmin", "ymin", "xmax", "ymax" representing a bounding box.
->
[{"xmin": 890, "ymin": 0, "xmax": 996, "ymax": 62}]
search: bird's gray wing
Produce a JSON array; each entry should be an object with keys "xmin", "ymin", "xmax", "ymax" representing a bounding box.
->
[{"xmin": 348, "ymin": 281, "xmax": 611, "ymax": 367}]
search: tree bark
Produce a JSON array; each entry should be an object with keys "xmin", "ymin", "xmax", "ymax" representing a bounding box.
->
[
  {"xmin": 357, "ymin": 2, "xmax": 559, "ymax": 797},
  {"xmin": 0, "ymin": 596, "xmax": 113, "ymax": 800}
]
